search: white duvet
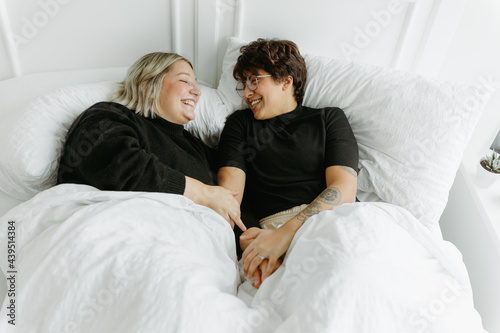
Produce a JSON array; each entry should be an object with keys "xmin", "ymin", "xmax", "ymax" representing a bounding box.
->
[{"xmin": 0, "ymin": 184, "xmax": 487, "ymax": 333}]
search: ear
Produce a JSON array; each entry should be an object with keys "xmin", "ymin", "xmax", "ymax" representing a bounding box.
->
[{"xmin": 282, "ymin": 76, "xmax": 294, "ymax": 91}]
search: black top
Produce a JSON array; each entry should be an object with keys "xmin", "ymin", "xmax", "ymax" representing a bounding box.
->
[
  {"xmin": 57, "ymin": 102, "xmax": 216, "ymax": 193},
  {"xmin": 218, "ymin": 105, "xmax": 358, "ymax": 221}
]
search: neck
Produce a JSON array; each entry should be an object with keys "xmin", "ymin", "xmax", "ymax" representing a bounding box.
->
[{"xmin": 276, "ymin": 99, "xmax": 298, "ymax": 117}]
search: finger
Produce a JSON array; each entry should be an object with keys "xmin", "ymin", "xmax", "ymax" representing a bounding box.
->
[
  {"xmin": 225, "ymin": 215, "xmax": 235, "ymax": 229},
  {"xmin": 260, "ymin": 260, "xmax": 270, "ymax": 282},
  {"xmin": 243, "ymin": 247, "xmax": 261, "ymax": 277},
  {"xmin": 242, "ymin": 248, "xmax": 258, "ymax": 276},
  {"xmin": 241, "ymin": 246, "xmax": 252, "ymax": 273},
  {"xmin": 233, "ymin": 216, "xmax": 247, "ymax": 232},
  {"xmin": 240, "ymin": 229, "xmax": 260, "ymax": 240},
  {"xmin": 266, "ymin": 256, "xmax": 278, "ymax": 277},
  {"xmin": 251, "ymin": 269, "xmax": 260, "ymax": 288},
  {"xmin": 268, "ymin": 257, "xmax": 283, "ymax": 277},
  {"xmin": 247, "ymin": 256, "xmax": 263, "ymax": 279},
  {"xmin": 228, "ymin": 209, "xmax": 246, "ymax": 232}
]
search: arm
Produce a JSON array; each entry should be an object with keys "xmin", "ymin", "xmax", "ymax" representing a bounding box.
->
[
  {"xmin": 218, "ymin": 166, "xmax": 246, "ymax": 205},
  {"xmin": 59, "ymin": 105, "xmax": 245, "ymax": 229},
  {"xmin": 242, "ymin": 165, "xmax": 358, "ymax": 278},
  {"xmin": 216, "ymin": 112, "xmax": 251, "ymax": 232},
  {"xmin": 291, "ymin": 165, "xmax": 357, "ymax": 225},
  {"xmin": 59, "ymin": 106, "xmax": 187, "ymax": 193},
  {"xmin": 184, "ymin": 176, "xmax": 246, "ymax": 231}
]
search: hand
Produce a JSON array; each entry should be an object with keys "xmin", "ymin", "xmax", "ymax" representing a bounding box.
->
[
  {"xmin": 250, "ymin": 257, "xmax": 283, "ymax": 288},
  {"xmin": 203, "ymin": 185, "xmax": 247, "ymax": 231},
  {"xmin": 239, "ymin": 227, "xmax": 262, "ymax": 252},
  {"xmin": 240, "ymin": 228, "xmax": 282, "ymax": 287},
  {"xmin": 241, "ymin": 228, "xmax": 294, "ymax": 280},
  {"xmin": 184, "ymin": 177, "xmax": 246, "ymax": 231}
]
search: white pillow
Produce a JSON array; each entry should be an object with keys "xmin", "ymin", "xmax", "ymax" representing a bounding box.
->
[
  {"xmin": 217, "ymin": 37, "xmax": 497, "ymax": 231},
  {"xmin": 0, "ymin": 80, "xmax": 230, "ymax": 200}
]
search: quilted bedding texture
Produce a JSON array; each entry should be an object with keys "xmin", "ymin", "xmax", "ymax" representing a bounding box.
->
[{"xmin": 0, "ymin": 184, "xmax": 487, "ymax": 333}]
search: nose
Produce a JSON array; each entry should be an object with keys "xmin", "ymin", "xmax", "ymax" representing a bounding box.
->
[
  {"xmin": 244, "ymin": 85, "xmax": 253, "ymax": 98},
  {"xmin": 191, "ymin": 84, "xmax": 201, "ymax": 97}
]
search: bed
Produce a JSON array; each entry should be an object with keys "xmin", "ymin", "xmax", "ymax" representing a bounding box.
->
[{"xmin": 0, "ymin": 0, "xmax": 497, "ymax": 332}]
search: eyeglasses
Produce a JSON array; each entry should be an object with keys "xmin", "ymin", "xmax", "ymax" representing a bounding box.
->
[{"xmin": 236, "ymin": 75, "xmax": 272, "ymax": 97}]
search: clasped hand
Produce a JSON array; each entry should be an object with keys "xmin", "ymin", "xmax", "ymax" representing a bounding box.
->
[{"xmin": 240, "ymin": 227, "xmax": 294, "ymax": 288}]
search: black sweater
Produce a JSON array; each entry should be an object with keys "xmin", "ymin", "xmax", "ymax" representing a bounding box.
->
[{"xmin": 57, "ymin": 102, "xmax": 216, "ymax": 193}]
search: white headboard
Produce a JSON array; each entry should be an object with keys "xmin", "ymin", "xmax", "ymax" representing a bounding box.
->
[{"xmin": 0, "ymin": 0, "xmax": 466, "ymax": 86}]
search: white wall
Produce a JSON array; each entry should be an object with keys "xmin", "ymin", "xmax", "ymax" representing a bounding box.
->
[
  {"xmin": 0, "ymin": 0, "xmax": 173, "ymax": 80},
  {"xmin": 438, "ymin": 0, "xmax": 500, "ymax": 173},
  {"xmin": 438, "ymin": 1, "xmax": 500, "ymax": 331}
]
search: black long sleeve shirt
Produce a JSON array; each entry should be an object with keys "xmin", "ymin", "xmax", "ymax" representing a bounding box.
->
[{"xmin": 57, "ymin": 102, "xmax": 216, "ymax": 193}]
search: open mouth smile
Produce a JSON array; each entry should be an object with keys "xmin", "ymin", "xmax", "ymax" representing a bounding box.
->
[
  {"xmin": 250, "ymin": 98, "xmax": 262, "ymax": 107},
  {"xmin": 182, "ymin": 99, "xmax": 195, "ymax": 106}
]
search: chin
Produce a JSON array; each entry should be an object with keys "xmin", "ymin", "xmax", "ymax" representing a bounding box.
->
[
  {"xmin": 253, "ymin": 111, "xmax": 270, "ymax": 120},
  {"xmin": 184, "ymin": 111, "xmax": 196, "ymax": 122}
]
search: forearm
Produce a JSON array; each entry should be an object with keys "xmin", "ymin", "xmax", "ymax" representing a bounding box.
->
[
  {"xmin": 183, "ymin": 176, "xmax": 210, "ymax": 205},
  {"xmin": 280, "ymin": 166, "xmax": 358, "ymax": 235},
  {"xmin": 279, "ymin": 185, "xmax": 345, "ymax": 236},
  {"xmin": 218, "ymin": 166, "xmax": 246, "ymax": 204},
  {"xmin": 295, "ymin": 185, "xmax": 344, "ymax": 224}
]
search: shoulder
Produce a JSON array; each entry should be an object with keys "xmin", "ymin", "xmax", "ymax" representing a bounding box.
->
[
  {"xmin": 67, "ymin": 102, "xmax": 144, "ymax": 139},
  {"xmin": 74, "ymin": 102, "xmax": 142, "ymax": 128},
  {"xmin": 223, "ymin": 108, "xmax": 253, "ymax": 129},
  {"xmin": 302, "ymin": 105, "xmax": 345, "ymax": 118},
  {"xmin": 226, "ymin": 108, "xmax": 253, "ymax": 122},
  {"xmin": 79, "ymin": 101, "xmax": 136, "ymax": 121},
  {"xmin": 297, "ymin": 106, "xmax": 349, "ymax": 127}
]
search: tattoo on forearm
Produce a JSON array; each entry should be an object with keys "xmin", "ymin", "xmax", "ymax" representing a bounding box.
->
[
  {"xmin": 318, "ymin": 187, "xmax": 342, "ymax": 205},
  {"xmin": 341, "ymin": 166, "xmax": 358, "ymax": 178},
  {"xmin": 296, "ymin": 187, "xmax": 342, "ymax": 225},
  {"xmin": 296, "ymin": 202, "xmax": 322, "ymax": 223}
]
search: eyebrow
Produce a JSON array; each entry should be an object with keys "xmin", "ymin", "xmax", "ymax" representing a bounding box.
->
[{"xmin": 176, "ymin": 72, "xmax": 197, "ymax": 81}]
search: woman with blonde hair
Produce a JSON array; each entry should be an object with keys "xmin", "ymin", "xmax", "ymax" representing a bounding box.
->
[{"xmin": 58, "ymin": 52, "xmax": 245, "ymax": 231}]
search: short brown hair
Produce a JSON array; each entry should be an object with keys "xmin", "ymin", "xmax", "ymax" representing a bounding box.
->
[{"xmin": 233, "ymin": 39, "xmax": 307, "ymax": 104}]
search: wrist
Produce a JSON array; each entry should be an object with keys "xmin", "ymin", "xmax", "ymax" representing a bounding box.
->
[
  {"xmin": 278, "ymin": 218, "xmax": 301, "ymax": 240},
  {"xmin": 184, "ymin": 176, "xmax": 210, "ymax": 206}
]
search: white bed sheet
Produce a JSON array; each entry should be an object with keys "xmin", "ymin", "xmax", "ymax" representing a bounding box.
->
[
  {"xmin": 0, "ymin": 184, "xmax": 486, "ymax": 332},
  {"xmin": 0, "ymin": 188, "xmax": 383, "ymax": 306}
]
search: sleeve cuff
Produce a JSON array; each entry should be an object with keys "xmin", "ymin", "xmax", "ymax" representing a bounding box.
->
[{"xmin": 162, "ymin": 170, "xmax": 186, "ymax": 195}]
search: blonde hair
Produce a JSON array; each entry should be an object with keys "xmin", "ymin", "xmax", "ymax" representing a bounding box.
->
[{"xmin": 111, "ymin": 52, "xmax": 193, "ymax": 119}]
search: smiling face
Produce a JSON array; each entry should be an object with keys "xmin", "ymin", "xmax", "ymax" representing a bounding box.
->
[
  {"xmin": 157, "ymin": 60, "xmax": 201, "ymax": 124},
  {"xmin": 243, "ymin": 69, "xmax": 297, "ymax": 120}
]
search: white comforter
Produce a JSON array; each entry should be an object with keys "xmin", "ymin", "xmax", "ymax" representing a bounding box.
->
[{"xmin": 0, "ymin": 184, "xmax": 486, "ymax": 333}]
